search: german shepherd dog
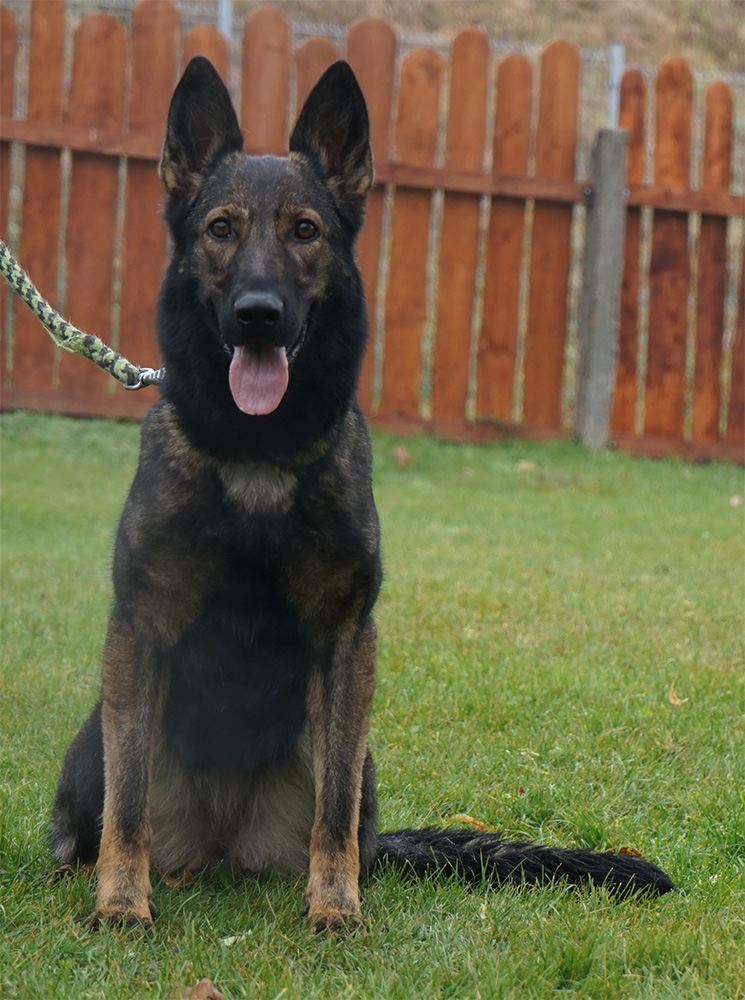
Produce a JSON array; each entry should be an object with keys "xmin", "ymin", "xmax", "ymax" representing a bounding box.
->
[{"xmin": 49, "ymin": 57, "xmax": 674, "ymax": 932}]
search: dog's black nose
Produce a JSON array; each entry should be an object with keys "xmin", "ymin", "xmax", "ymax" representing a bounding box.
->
[{"xmin": 234, "ymin": 292, "xmax": 283, "ymax": 331}]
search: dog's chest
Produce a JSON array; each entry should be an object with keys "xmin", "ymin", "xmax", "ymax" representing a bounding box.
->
[
  {"xmin": 219, "ymin": 460, "xmax": 297, "ymax": 515},
  {"xmin": 161, "ymin": 544, "xmax": 312, "ymax": 775},
  {"xmin": 154, "ymin": 452, "xmax": 376, "ymax": 776},
  {"xmin": 159, "ymin": 464, "xmax": 314, "ymax": 776}
]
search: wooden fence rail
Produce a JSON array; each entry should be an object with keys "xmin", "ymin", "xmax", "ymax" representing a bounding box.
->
[{"xmin": 1, "ymin": 1, "xmax": 743, "ymax": 461}]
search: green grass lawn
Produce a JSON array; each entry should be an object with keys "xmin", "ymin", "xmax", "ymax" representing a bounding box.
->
[{"xmin": 1, "ymin": 411, "xmax": 743, "ymax": 1000}]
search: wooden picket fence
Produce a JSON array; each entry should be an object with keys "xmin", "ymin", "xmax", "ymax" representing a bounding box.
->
[{"xmin": 0, "ymin": 1, "xmax": 743, "ymax": 461}]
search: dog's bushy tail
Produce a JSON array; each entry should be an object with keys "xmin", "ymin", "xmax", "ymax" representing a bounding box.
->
[{"xmin": 375, "ymin": 828, "xmax": 675, "ymax": 896}]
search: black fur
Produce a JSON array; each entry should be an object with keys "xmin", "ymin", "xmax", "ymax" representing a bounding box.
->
[
  {"xmin": 49, "ymin": 57, "xmax": 673, "ymax": 931},
  {"xmin": 377, "ymin": 829, "xmax": 674, "ymax": 895}
]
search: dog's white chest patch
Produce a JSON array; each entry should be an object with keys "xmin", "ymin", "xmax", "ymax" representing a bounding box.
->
[{"xmin": 219, "ymin": 461, "xmax": 297, "ymax": 514}]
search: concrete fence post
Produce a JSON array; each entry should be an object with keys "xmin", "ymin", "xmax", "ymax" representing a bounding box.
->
[{"xmin": 575, "ymin": 128, "xmax": 629, "ymax": 449}]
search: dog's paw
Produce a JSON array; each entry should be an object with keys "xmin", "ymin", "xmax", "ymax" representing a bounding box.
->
[
  {"xmin": 305, "ymin": 908, "xmax": 366, "ymax": 937},
  {"xmin": 88, "ymin": 897, "xmax": 156, "ymax": 932},
  {"xmin": 48, "ymin": 861, "xmax": 96, "ymax": 884}
]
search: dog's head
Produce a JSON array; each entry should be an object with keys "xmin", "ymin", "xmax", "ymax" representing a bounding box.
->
[{"xmin": 159, "ymin": 56, "xmax": 372, "ymax": 418}]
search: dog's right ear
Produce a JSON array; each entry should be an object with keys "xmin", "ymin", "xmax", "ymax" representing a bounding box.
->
[{"xmin": 160, "ymin": 56, "xmax": 244, "ymax": 200}]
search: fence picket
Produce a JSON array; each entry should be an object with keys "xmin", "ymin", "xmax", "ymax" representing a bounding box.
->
[
  {"xmin": 692, "ymin": 81, "xmax": 732, "ymax": 442},
  {"xmin": 295, "ymin": 38, "xmax": 342, "ymax": 111},
  {"xmin": 379, "ymin": 47, "xmax": 446, "ymax": 419},
  {"xmin": 0, "ymin": 5, "xmax": 741, "ymax": 462},
  {"xmin": 346, "ymin": 17, "xmax": 396, "ymax": 413},
  {"xmin": 127, "ymin": 0, "xmax": 181, "ymax": 138},
  {"xmin": 117, "ymin": 0, "xmax": 180, "ymax": 420},
  {"xmin": 611, "ymin": 68, "xmax": 646, "ymax": 436},
  {"xmin": 522, "ymin": 40, "xmax": 580, "ymax": 429},
  {"xmin": 241, "ymin": 7, "xmax": 291, "ymax": 154},
  {"xmin": 0, "ymin": 5, "xmax": 17, "ymax": 388},
  {"xmin": 184, "ymin": 24, "xmax": 229, "ymax": 77},
  {"xmin": 9, "ymin": 0, "xmax": 66, "ymax": 396},
  {"xmin": 431, "ymin": 28, "xmax": 490, "ymax": 424},
  {"xmin": 645, "ymin": 56, "xmax": 693, "ymax": 438},
  {"xmin": 57, "ymin": 14, "xmax": 127, "ymax": 396},
  {"xmin": 477, "ymin": 53, "xmax": 532, "ymax": 422}
]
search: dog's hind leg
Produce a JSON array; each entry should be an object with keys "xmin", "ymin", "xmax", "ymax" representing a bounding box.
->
[
  {"xmin": 49, "ymin": 702, "xmax": 105, "ymax": 870},
  {"xmin": 304, "ymin": 619, "xmax": 377, "ymax": 935},
  {"xmin": 91, "ymin": 615, "xmax": 160, "ymax": 928}
]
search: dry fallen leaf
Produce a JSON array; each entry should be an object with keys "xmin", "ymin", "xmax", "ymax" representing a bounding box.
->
[
  {"xmin": 668, "ymin": 682, "xmax": 688, "ymax": 706},
  {"xmin": 452, "ymin": 814, "xmax": 486, "ymax": 832},
  {"xmin": 172, "ymin": 979, "xmax": 227, "ymax": 1000},
  {"xmin": 392, "ymin": 445, "xmax": 412, "ymax": 467},
  {"xmin": 517, "ymin": 459, "xmax": 537, "ymax": 472},
  {"xmin": 219, "ymin": 932, "xmax": 252, "ymax": 947},
  {"xmin": 616, "ymin": 845, "xmax": 643, "ymax": 857}
]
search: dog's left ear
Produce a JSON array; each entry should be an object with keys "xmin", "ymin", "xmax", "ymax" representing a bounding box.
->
[{"xmin": 289, "ymin": 61, "xmax": 373, "ymax": 207}]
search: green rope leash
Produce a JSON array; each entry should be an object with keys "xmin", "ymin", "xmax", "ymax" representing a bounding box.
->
[{"xmin": 0, "ymin": 239, "xmax": 165, "ymax": 390}]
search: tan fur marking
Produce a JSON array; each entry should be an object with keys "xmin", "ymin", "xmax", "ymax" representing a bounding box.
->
[
  {"xmin": 96, "ymin": 827, "xmax": 153, "ymax": 924},
  {"xmin": 303, "ymin": 625, "xmax": 376, "ymax": 930},
  {"xmin": 93, "ymin": 622, "xmax": 164, "ymax": 925},
  {"xmin": 149, "ymin": 731, "xmax": 316, "ymax": 874},
  {"xmin": 204, "ymin": 203, "xmax": 251, "ymax": 235},
  {"xmin": 219, "ymin": 461, "xmax": 297, "ymax": 515},
  {"xmin": 304, "ymin": 835, "xmax": 362, "ymax": 930}
]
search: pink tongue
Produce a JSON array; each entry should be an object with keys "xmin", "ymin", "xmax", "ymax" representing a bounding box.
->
[{"xmin": 228, "ymin": 343, "xmax": 289, "ymax": 415}]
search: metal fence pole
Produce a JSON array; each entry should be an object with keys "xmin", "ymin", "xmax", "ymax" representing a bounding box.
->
[
  {"xmin": 218, "ymin": 0, "xmax": 233, "ymax": 39},
  {"xmin": 608, "ymin": 43, "xmax": 625, "ymax": 128}
]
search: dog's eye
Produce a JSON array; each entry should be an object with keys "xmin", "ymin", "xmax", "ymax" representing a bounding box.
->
[
  {"xmin": 208, "ymin": 218, "xmax": 232, "ymax": 240},
  {"xmin": 294, "ymin": 219, "xmax": 318, "ymax": 242}
]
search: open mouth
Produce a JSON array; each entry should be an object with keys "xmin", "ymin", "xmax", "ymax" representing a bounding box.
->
[{"xmin": 226, "ymin": 313, "xmax": 312, "ymax": 416}]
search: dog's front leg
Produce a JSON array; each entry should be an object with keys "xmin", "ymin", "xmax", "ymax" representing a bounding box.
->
[
  {"xmin": 92, "ymin": 614, "xmax": 159, "ymax": 928},
  {"xmin": 304, "ymin": 619, "xmax": 377, "ymax": 935}
]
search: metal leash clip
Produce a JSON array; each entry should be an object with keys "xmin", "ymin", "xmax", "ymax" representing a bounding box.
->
[{"xmin": 124, "ymin": 366, "xmax": 167, "ymax": 390}]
